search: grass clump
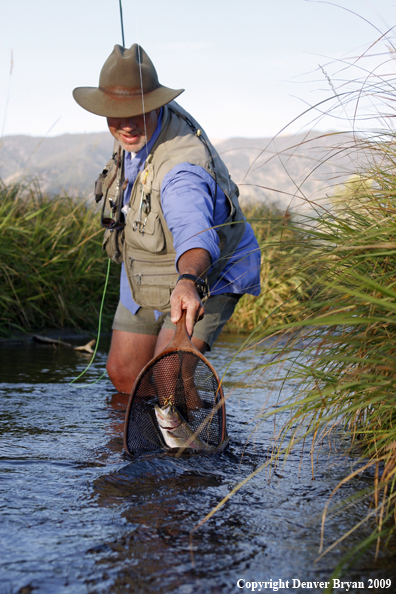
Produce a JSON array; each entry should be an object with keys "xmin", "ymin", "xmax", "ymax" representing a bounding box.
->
[
  {"xmin": 255, "ymin": 146, "xmax": 396, "ymax": 574},
  {"xmin": 0, "ymin": 181, "xmax": 119, "ymax": 336}
]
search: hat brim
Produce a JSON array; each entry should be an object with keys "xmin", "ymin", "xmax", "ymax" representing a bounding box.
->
[{"xmin": 73, "ymin": 84, "xmax": 184, "ymax": 117}]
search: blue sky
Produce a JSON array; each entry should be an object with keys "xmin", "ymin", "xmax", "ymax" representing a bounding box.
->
[{"xmin": 1, "ymin": 0, "xmax": 395, "ymax": 138}]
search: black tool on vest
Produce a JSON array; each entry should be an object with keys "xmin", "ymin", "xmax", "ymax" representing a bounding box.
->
[{"xmin": 100, "ymin": 147, "xmax": 126, "ymax": 230}]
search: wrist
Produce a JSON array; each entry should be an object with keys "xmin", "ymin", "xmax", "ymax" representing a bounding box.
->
[{"xmin": 176, "ymin": 274, "xmax": 208, "ymax": 299}]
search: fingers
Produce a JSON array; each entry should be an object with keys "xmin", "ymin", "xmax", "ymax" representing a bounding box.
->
[
  {"xmin": 170, "ymin": 280, "xmax": 204, "ymax": 336},
  {"xmin": 185, "ymin": 305, "xmax": 204, "ymax": 336},
  {"xmin": 185, "ymin": 302, "xmax": 204, "ymax": 336}
]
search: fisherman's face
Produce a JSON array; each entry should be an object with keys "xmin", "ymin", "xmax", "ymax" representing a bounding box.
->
[{"xmin": 107, "ymin": 109, "xmax": 160, "ymax": 153}]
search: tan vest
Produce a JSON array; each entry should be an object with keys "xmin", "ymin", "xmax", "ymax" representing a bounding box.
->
[{"xmin": 104, "ymin": 101, "xmax": 246, "ymax": 312}]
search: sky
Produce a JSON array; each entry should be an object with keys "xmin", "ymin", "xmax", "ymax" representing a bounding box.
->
[{"xmin": 1, "ymin": 0, "xmax": 396, "ymax": 139}]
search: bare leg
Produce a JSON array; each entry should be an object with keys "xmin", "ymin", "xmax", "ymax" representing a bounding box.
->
[{"xmin": 106, "ymin": 330, "xmax": 158, "ymax": 394}]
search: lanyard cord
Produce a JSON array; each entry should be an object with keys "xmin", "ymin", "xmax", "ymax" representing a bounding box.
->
[{"xmin": 136, "ymin": 38, "xmax": 149, "ymax": 161}]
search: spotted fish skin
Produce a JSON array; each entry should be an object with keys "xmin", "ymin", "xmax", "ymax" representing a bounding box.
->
[{"xmin": 154, "ymin": 404, "xmax": 215, "ymax": 451}]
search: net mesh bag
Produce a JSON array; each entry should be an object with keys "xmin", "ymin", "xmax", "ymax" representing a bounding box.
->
[{"xmin": 124, "ymin": 349, "xmax": 226, "ymax": 456}]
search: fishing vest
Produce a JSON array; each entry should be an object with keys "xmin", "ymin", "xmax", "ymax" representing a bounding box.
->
[{"xmin": 99, "ymin": 101, "xmax": 246, "ymax": 312}]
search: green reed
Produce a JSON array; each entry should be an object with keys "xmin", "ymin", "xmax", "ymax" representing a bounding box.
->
[
  {"xmin": 250, "ymin": 152, "xmax": 396, "ymax": 577},
  {"xmin": 0, "ymin": 181, "xmax": 119, "ymax": 336}
]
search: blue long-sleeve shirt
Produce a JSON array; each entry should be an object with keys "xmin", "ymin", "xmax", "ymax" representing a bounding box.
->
[{"xmin": 120, "ymin": 110, "xmax": 261, "ymax": 315}]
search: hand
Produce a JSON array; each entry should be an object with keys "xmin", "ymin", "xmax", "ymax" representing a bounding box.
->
[
  {"xmin": 171, "ymin": 247, "xmax": 211, "ymax": 336},
  {"xmin": 170, "ymin": 279, "xmax": 204, "ymax": 336}
]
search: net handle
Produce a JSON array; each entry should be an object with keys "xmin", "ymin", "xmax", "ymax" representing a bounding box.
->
[{"xmin": 163, "ymin": 310, "xmax": 195, "ymax": 352}]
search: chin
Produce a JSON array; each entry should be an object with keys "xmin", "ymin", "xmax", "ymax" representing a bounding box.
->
[{"xmin": 120, "ymin": 139, "xmax": 145, "ymax": 153}]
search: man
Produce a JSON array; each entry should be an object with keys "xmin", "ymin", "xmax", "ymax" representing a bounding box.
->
[{"xmin": 73, "ymin": 44, "xmax": 260, "ymax": 394}]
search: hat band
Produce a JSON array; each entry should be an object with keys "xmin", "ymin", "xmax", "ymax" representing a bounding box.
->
[{"xmin": 99, "ymin": 85, "xmax": 158, "ymax": 98}]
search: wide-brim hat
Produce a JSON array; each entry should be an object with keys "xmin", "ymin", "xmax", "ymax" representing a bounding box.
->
[{"xmin": 73, "ymin": 44, "xmax": 184, "ymax": 118}]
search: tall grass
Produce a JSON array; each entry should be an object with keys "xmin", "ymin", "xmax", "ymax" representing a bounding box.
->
[
  {"xmin": 0, "ymin": 181, "xmax": 119, "ymax": 336},
  {"xmin": 186, "ymin": 34, "xmax": 396, "ymax": 582},
  {"xmin": 201, "ymin": 157, "xmax": 396, "ymax": 582},
  {"xmin": 245, "ymin": 49, "xmax": 396, "ymax": 578},
  {"xmin": 0, "ymin": 182, "xmax": 308, "ymax": 338}
]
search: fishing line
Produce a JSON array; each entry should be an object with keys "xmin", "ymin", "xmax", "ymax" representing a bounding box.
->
[
  {"xmin": 1, "ymin": 50, "xmax": 13, "ymax": 139},
  {"xmin": 69, "ymin": 258, "xmax": 111, "ymax": 386},
  {"xmin": 135, "ymin": 28, "xmax": 149, "ymax": 160},
  {"xmin": 69, "ymin": 1, "xmax": 126, "ymax": 387},
  {"xmin": 135, "ymin": 19, "xmax": 162, "ymax": 306}
]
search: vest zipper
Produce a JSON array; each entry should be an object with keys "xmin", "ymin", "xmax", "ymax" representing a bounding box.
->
[
  {"xmin": 133, "ymin": 271, "xmax": 177, "ymax": 287},
  {"xmin": 128, "ymin": 256, "xmax": 175, "ymax": 268}
]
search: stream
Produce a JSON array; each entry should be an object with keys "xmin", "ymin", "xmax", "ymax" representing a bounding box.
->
[{"xmin": 1, "ymin": 333, "xmax": 395, "ymax": 594}]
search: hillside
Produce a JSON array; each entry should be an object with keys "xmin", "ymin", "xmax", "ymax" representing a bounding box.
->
[{"xmin": 0, "ymin": 131, "xmax": 363, "ymax": 210}]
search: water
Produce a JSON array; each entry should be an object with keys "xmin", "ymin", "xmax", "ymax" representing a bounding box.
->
[{"xmin": 1, "ymin": 334, "xmax": 395, "ymax": 594}]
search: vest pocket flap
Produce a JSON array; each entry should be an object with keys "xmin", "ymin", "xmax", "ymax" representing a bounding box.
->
[
  {"xmin": 138, "ymin": 285, "xmax": 171, "ymax": 312},
  {"xmin": 126, "ymin": 208, "xmax": 160, "ymax": 236},
  {"xmin": 125, "ymin": 210, "xmax": 166, "ymax": 254}
]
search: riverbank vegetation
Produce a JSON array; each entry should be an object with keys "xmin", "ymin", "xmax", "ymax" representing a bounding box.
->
[
  {"xmin": 256, "ymin": 157, "xmax": 396, "ymax": 576},
  {"xmin": 0, "ymin": 183, "xmax": 307, "ymax": 338},
  {"xmin": 0, "ymin": 180, "xmax": 119, "ymax": 337},
  {"xmin": 243, "ymin": 46, "xmax": 396, "ymax": 580}
]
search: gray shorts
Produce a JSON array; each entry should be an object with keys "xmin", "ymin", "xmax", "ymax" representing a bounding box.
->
[{"xmin": 111, "ymin": 293, "xmax": 241, "ymax": 350}]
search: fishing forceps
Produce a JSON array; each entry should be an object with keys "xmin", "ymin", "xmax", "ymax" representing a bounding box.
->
[
  {"xmin": 132, "ymin": 168, "xmax": 151, "ymax": 234},
  {"xmin": 132, "ymin": 187, "xmax": 150, "ymax": 234}
]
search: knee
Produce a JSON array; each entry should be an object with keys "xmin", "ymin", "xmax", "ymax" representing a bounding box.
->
[{"xmin": 106, "ymin": 355, "xmax": 135, "ymax": 394}]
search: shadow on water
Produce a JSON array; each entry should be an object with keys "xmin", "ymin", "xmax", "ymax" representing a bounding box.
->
[{"xmin": 1, "ymin": 334, "xmax": 396, "ymax": 594}]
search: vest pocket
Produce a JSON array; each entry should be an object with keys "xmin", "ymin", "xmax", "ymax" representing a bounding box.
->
[
  {"xmin": 124, "ymin": 251, "xmax": 178, "ymax": 312},
  {"xmin": 124, "ymin": 209, "xmax": 166, "ymax": 254},
  {"xmin": 102, "ymin": 228, "xmax": 124, "ymax": 264}
]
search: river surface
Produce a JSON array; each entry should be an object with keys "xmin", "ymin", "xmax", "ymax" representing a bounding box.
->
[{"xmin": 1, "ymin": 333, "xmax": 395, "ymax": 594}]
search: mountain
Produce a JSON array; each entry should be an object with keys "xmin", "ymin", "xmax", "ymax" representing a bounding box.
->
[
  {"xmin": 0, "ymin": 131, "xmax": 363, "ymax": 211},
  {"xmin": 0, "ymin": 132, "xmax": 113, "ymax": 198}
]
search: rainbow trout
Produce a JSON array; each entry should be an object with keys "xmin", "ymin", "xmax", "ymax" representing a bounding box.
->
[{"xmin": 154, "ymin": 403, "xmax": 216, "ymax": 451}]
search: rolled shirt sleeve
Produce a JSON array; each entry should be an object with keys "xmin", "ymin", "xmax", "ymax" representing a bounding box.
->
[
  {"xmin": 161, "ymin": 163, "xmax": 261, "ymax": 297},
  {"xmin": 161, "ymin": 164, "xmax": 221, "ymax": 271}
]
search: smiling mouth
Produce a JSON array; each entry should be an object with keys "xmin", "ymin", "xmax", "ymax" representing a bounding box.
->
[{"xmin": 121, "ymin": 133, "xmax": 140, "ymax": 142}]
